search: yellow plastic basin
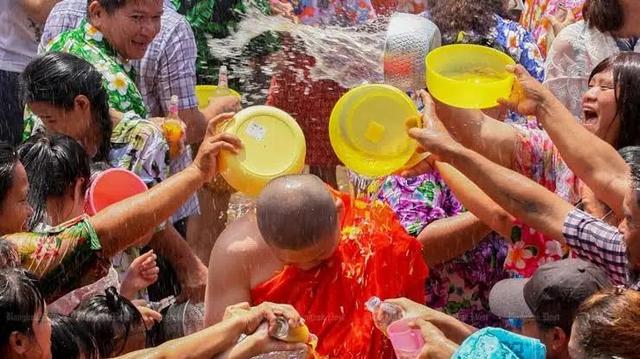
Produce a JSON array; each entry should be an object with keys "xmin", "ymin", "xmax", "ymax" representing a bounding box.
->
[
  {"xmin": 195, "ymin": 85, "xmax": 242, "ymax": 109},
  {"xmin": 219, "ymin": 106, "xmax": 306, "ymax": 196},
  {"xmin": 329, "ymin": 84, "xmax": 419, "ymax": 177},
  {"xmin": 425, "ymin": 44, "xmax": 515, "ymax": 109}
]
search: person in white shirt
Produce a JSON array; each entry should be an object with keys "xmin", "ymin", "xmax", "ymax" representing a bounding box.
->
[{"xmin": 0, "ymin": 0, "xmax": 60, "ymax": 145}]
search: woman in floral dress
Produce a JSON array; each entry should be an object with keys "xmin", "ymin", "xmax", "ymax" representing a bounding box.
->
[{"xmin": 377, "ymin": 172, "xmax": 512, "ymax": 329}]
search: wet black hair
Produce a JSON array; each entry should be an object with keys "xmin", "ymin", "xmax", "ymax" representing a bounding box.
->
[
  {"xmin": 18, "ymin": 134, "xmax": 92, "ymax": 230},
  {"xmin": 0, "ymin": 268, "xmax": 46, "ymax": 353},
  {"xmin": 618, "ymin": 147, "xmax": 640, "ymax": 208},
  {"xmin": 583, "ymin": 0, "xmax": 624, "ymax": 33},
  {"xmin": 19, "ymin": 52, "xmax": 113, "ymax": 162},
  {"xmin": 589, "ymin": 52, "xmax": 640, "ymax": 149},
  {"xmin": 50, "ymin": 314, "xmax": 99, "ymax": 359},
  {"xmin": 618, "ymin": 146, "xmax": 640, "ymax": 165},
  {"xmin": 0, "ymin": 142, "xmax": 18, "ymax": 210},
  {"xmin": 71, "ymin": 286, "xmax": 143, "ymax": 357}
]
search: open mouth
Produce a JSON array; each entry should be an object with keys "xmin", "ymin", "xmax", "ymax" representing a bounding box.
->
[{"xmin": 583, "ymin": 109, "xmax": 598, "ymax": 124}]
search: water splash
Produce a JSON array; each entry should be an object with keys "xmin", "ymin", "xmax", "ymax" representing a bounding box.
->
[{"xmin": 207, "ymin": 8, "xmax": 387, "ymax": 100}]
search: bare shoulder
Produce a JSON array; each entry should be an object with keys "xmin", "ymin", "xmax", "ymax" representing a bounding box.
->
[{"xmin": 210, "ymin": 213, "xmax": 265, "ymax": 262}]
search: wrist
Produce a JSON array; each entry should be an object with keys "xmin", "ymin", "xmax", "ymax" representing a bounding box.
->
[
  {"xmin": 534, "ymin": 89, "xmax": 559, "ymax": 120},
  {"xmin": 119, "ymin": 282, "xmax": 136, "ymax": 300},
  {"xmin": 184, "ymin": 164, "xmax": 208, "ymax": 187},
  {"xmin": 439, "ymin": 141, "xmax": 467, "ymax": 164}
]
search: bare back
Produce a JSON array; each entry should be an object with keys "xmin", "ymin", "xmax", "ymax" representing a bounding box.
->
[{"xmin": 203, "ymin": 213, "xmax": 285, "ymax": 326}]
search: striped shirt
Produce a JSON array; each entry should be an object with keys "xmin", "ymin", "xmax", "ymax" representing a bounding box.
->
[{"xmin": 563, "ymin": 208, "xmax": 639, "ymax": 290}]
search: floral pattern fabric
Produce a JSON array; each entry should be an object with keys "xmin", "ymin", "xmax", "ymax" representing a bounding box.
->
[
  {"xmin": 4, "ymin": 216, "xmax": 109, "ymax": 303},
  {"xmin": 492, "ymin": 15, "xmax": 545, "ymax": 83},
  {"xmin": 513, "ymin": 125, "xmax": 580, "ymax": 203},
  {"xmin": 110, "ymin": 111, "xmax": 170, "ymax": 189},
  {"xmin": 378, "ymin": 173, "xmax": 512, "ymax": 329},
  {"xmin": 505, "ymin": 221, "xmax": 572, "ymax": 277},
  {"xmin": 506, "ymin": 126, "xmax": 576, "ymax": 276},
  {"xmin": 46, "ymin": 20, "xmax": 148, "ymax": 117}
]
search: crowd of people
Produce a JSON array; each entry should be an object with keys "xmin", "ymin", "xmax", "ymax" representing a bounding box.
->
[{"xmin": 1, "ymin": 0, "xmax": 640, "ymax": 358}]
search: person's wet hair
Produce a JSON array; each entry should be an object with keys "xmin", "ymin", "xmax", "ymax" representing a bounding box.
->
[
  {"xmin": 72, "ymin": 286, "xmax": 143, "ymax": 357},
  {"xmin": 583, "ymin": 0, "xmax": 624, "ymax": 33},
  {"xmin": 18, "ymin": 134, "xmax": 91, "ymax": 229},
  {"xmin": 19, "ymin": 52, "xmax": 113, "ymax": 161},
  {"xmin": 0, "ymin": 268, "xmax": 46, "ymax": 352},
  {"xmin": 0, "ymin": 142, "xmax": 18, "ymax": 209},
  {"xmin": 0, "ymin": 238, "xmax": 20, "ymax": 269},
  {"xmin": 618, "ymin": 147, "xmax": 640, "ymax": 208},
  {"xmin": 573, "ymin": 287, "xmax": 640, "ymax": 358},
  {"xmin": 589, "ymin": 53, "xmax": 640, "ymax": 149},
  {"xmin": 257, "ymin": 174, "xmax": 338, "ymax": 250},
  {"xmin": 50, "ymin": 313, "xmax": 99, "ymax": 359}
]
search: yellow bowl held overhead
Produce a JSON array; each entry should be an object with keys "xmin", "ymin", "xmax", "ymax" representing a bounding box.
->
[
  {"xmin": 219, "ymin": 105, "xmax": 306, "ymax": 196},
  {"xmin": 195, "ymin": 85, "xmax": 242, "ymax": 109},
  {"xmin": 329, "ymin": 84, "xmax": 420, "ymax": 178},
  {"xmin": 425, "ymin": 44, "xmax": 515, "ymax": 109}
]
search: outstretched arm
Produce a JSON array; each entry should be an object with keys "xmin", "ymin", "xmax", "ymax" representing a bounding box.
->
[
  {"xmin": 116, "ymin": 303, "xmax": 305, "ymax": 359},
  {"xmin": 435, "ymin": 162, "xmax": 516, "ymax": 239},
  {"xmin": 90, "ymin": 114, "xmax": 241, "ymax": 257},
  {"xmin": 408, "ymin": 95, "xmax": 573, "ymax": 242},
  {"xmin": 417, "ymin": 212, "xmax": 493, "ymax": 266},
  {"xmin": 501, "ymin": 65, "xmax": 628, "ymax": 216},
  {"xmin": 434, "ymin": 102, "xmax": 517, "ymax": 170}
]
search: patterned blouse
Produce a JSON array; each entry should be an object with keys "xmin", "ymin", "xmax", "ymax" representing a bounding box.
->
[
  {"xmin": 49, "ymin": 20, "xmax": 148, "ymax": 117},
  {"xmin": 377, "ymin": 173, "xmax": 511, "ymax": 329},
  {"xmin": 492, "ymin": 14, "xmax": 545, "ymax": 83},
  {"xmin": 4, "ymin": 216, "xmax": 109, "ymax": 303}
]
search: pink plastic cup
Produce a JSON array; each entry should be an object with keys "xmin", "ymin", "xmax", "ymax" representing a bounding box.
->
[
  {"xmin": 387, "ymin": 317, "xmax": 425, "ymax": 359},
  {"xmin": 85, "ymin": 168, "xmax": 148, "ymax": 216}
]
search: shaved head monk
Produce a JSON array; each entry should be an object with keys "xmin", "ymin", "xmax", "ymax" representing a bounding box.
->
[{"xmin": 204, "ymin": 174, "xmax": 428, "ymax": 358}]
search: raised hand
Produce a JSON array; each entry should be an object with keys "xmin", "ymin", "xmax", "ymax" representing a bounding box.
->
[
  {"xmin": 191, "ymin": 112, "xmax": 242, "ymax": 183},
  {"xmin": 498, "ymin": 64, "xmax": 549, "ymax": 117},
  {"xmin": 120, "ymin": 249, "xmax": 159, "ymax": 299}
]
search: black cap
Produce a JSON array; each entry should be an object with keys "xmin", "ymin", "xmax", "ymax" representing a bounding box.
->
[{"xmin": 490, "ymin": 259, "xmax": 612, "ymax": 325}]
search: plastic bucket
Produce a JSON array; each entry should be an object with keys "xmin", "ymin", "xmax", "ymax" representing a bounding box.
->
[{"xmin": 85, "ymin": 168, "xmax": 148, "ymax": 216}]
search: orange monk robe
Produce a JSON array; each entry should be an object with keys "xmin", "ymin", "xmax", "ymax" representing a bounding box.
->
[{"xmin": 251, "ymin": 190, "xmax": 428, "ymax": 358}]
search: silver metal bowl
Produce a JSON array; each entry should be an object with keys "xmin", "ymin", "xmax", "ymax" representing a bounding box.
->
[{"xmin": 383, "ymin": 13, "xmax": 441, "ymax": 92}]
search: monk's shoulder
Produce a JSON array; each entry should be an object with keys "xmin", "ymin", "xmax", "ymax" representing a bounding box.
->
[{"xmin": 211, "ymin": 213, "xmax": 270, "ymax": 263}]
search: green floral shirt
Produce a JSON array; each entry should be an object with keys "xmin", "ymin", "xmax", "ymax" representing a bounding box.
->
[
  {"xmin": 4, "ymin": 216, "xmax": 108, "ymax": 303},
  {"xmin": 23, "ymin": 20, "xmax": 149, "ymax": 139}
]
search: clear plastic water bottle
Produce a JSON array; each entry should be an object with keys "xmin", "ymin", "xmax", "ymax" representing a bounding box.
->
[
  {"xmin": 214, "ymin": 65, "xmax": 232, "ymax": 97},
  {"xmin": 366, "ymin": 296, "xmax": 404, "ymax": 336}
]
